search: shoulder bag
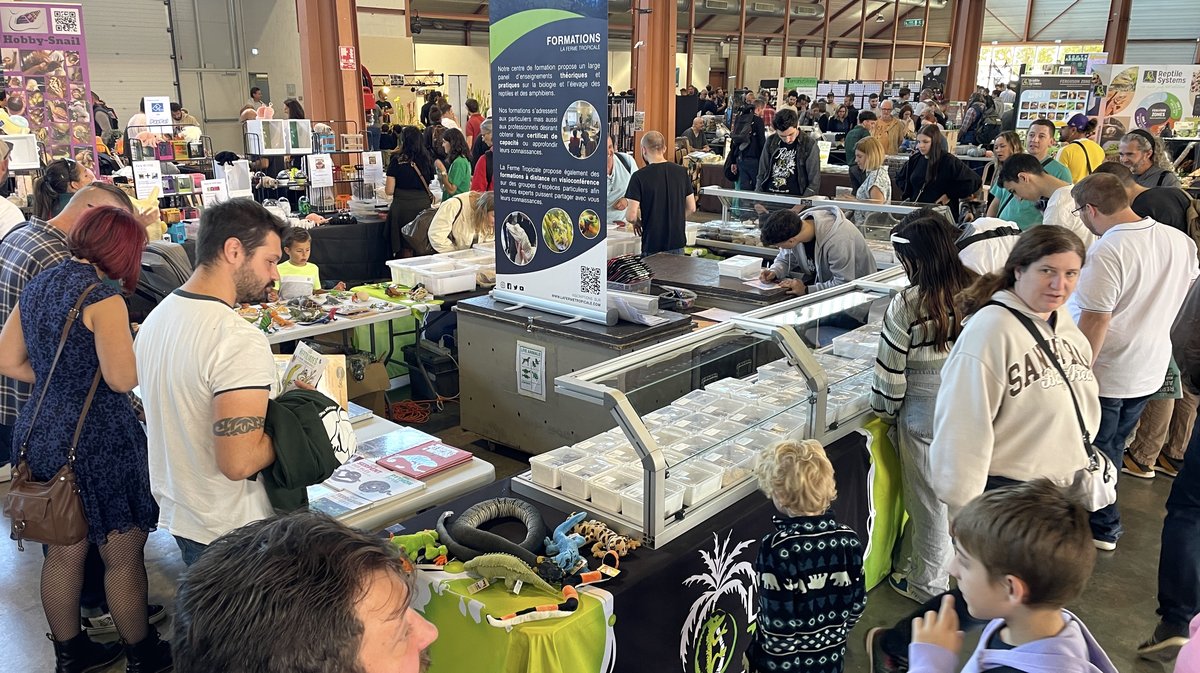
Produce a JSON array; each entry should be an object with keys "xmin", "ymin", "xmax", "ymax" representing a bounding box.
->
[
  {"xmin": 400, "ymin": 162, "xmax": 440, "ymax": 256},
  {"xmin": 4, "ymin": 283, "xmax": 103, "ymax": 551},
  {"xmin": 990, "ymin": 302, "xmax": 1117, "ymax": 511}
]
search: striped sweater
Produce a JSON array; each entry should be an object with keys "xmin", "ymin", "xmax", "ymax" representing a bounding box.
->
[{"xmin": 870, "ymin": 286, "xmax": 957, "ymax": 422}]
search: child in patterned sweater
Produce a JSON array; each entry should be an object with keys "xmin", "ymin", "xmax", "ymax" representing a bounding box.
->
[{"xmin": 744, "ymin": 439, "xmax": 867, "ymax": 673}]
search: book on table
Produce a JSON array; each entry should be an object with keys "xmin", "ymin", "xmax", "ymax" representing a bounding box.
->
[
  {"xmin": 324, "ymin": 459, "xmax": 425, "ymax": 503},
  {"xmin": 309, "ymin": 490, "xmax": 371, "ymax": 517},
  {"xmin": 376, "ymin": 440, "xmax": 473, "ymax": 479},
  {"xmin": 352, "ymin": 427, "xmax": 440, "ymax": 461}
]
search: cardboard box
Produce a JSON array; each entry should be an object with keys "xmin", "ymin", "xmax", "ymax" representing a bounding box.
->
[{"xmin": 349, "ymin": 360, "xmax": 392, "ymax": 418}]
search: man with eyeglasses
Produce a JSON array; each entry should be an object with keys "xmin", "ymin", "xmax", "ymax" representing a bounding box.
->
[{"xmin": 871, "ymin": 100, "xmax": 905, "ymax": 155}]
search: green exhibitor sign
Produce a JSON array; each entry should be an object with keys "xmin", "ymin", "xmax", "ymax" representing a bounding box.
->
[{"xmin": 903, "ymin": 18, "xmax": 924, "ymax": 27}]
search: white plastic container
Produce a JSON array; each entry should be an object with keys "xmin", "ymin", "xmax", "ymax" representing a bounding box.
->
[
  {"xmin": 673, "ymin": 413, "xmax": 721, "ymax": 435},
  {"xmin": 703, "ymin": 444, "xmax": 759, "ymax": 486},
  {"xmin": 620, "ymin": 479, "xmax": 685, "ymax": 526},
  {"xmin": 605, "ymin": 443, "xmax": 639, "ymax": 466},
  {"xmin": 650, "ymin": 428, "xmax": 687, "ymax": 451},
  {"xmin": 758, "ymin": 391, "xmax": 804, "ymax": 413},
  {"xmin": 717, "ymin": 255, "xmax": 763, "ymax": 280},
  {"xmin": 436, "ymin": 249, "xmax": 494, "ymax": 266},
  {"xmin": 560, "ymin": 456, "xmax": 618, "ymax": 500},
  {"xmin": 529, "ymin": 447, "xmax": 587, "ymax": 489},
  {"xmin": 572, "ymin": 433, "xmax": 623, "ymax": 455},
  {"xmin": 589, "ymin": 468, "xmax": 643, "ymax": 514},
  {"xmin": 411, "ymin": 261, "xmax": 478, "ymax": 296},
  {"xmin": 644, "ymin": 406, "xmax": 693, "ymax": 428},
  {"xmin": 672, "ymin": 389, "xmax": 721, "ymax": 411},
  {"xmin": 697, "ymin": 398, "xmax": 747, "ymax": 419},
  {"xmin": 704, "ymin": 377, "xmax": 754, "ymax": 398},
  {"xmin": 725, "ymin": 404, "xmax": 774, "ymax": 426},
  {"xmin": 669, "ymin": 462, "xmax": 723, "ymax": 506},
  {"xmin": 758, "ymin": 410, "xmax": 810, "ymax": 439},
  {"xmin": 387, "ymin": 258, "xmax": 447, "ymax": 286},
  {"xmin": 607, "ymin": 231, "xmax": 641, "ymax": 258},
  {"xmin": 668, "ymin": 435, "xmax": 719, "ymax": 455},
  {"xmin": 700, "ymin": 420, "xmax": 750, "ymax": 443},
  {"xmin": 685, "ymin": 222, "xmax": 702, "ymax": 246},
  {"xmin": 730, "ymin": 429, "xmax": 790, "ymax": 452}
]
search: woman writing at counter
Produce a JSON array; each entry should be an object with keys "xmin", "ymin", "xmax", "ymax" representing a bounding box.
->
[
  {"xmin": 895, "ymin": 124, "xmax": 980, "ymax": 217},
  {"xmin": 871, "ymin": 213, "xmax": 976, "ymax": 604}
]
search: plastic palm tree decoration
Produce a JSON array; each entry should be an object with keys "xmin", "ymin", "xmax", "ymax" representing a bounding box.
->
[{"xmin": 679, "ymin": 532, "xmax": 757, "ymax": 673}]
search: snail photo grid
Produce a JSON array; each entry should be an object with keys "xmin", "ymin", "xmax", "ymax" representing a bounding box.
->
[{"xmin": 0, "ymin": 3, "xmax": 94, "ymax": 169}]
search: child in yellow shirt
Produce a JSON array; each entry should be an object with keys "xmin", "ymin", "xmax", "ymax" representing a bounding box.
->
[{"xmin": 276, "ymin": 228, "xmax": 345, "ymax": 295}]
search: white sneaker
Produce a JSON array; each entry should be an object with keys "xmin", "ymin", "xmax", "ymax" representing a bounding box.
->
[
  {"xmin": 1093, "ymin": 538, "xmax": 1117, "ymax": 551},
  {"xmin": 0, "ymin": 463, "xmax": 10, "ymax": 483}
]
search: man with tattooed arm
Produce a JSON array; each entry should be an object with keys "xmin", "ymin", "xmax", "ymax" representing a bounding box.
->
[{"xmin": 135, "ymin": 199, "xmax": 288, "ymax": 565}]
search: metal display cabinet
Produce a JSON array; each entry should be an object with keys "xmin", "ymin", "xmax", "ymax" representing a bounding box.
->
[
  {"xmin": 695, "ymin": 186, "xmax": 949, "ymax": 264},
  {"xmin": 510, "ymin": 267, "xmax": 907, "ymax": 550}
]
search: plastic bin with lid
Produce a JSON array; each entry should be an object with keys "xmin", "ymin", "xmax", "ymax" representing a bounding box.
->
[
  {"xmin": 620, "ymin": 479, "xmax": 685, "ymax": 526},
  {"xmin": 729, "ymin": 428, "xmax": 792, "ymax": 451},
  {"xmin": 671, "ymin": 389, "xmax": 721, "ymax": 411},
  {"xmin": 725, "ymin": 404, "xmax": 774, "ymax": 426},
  {"xmin": 758, "ymin": 409, "xmax": 810, "ymax": 439},
  {"xmin": 831, "ymin": 327, "xmax": 881, "ymax": 360},
  {"xmin": 560, "ymin": 456, "xmax": 620, "ymax": 500},
  {"xmin": 435, "ymin": 248, "xmax": 493, "ymax": 267},
  {"xmin": 387, "ymin": 258, "xmax": 450, "ymax": 286},
  {"xmin": 696, "ymin": 398, "xmax": 746, "ymax": 420},
  {"xmin": 702, "ymin": 443, "xmax": 759, "ymax": 486},
  {"xmin": 529, "ymin": 447, "xmax": 588, "ymax": 489},
  {"xmin": 643, "ymin": 405, "xmax": 693, "ymax": 429},
  {"xmin": 411, "ymin": 260, "xmax": 478, "ymax": 296},
  {"xmin": 704, "ymin": 377, "xmax": 754, "ymax": 398},
  {"xmin": 699, "ymin": 419, "xmax": 753, "ymax": 443},
  {"xmin": 572, "ymin": 432, "xmax": 624, "ymax": 455},
  {"xmin": 589, "ymin": 468, "xmax": 643, "ymax": 513},
  {"xmin": 756, "ymin": 359, "xmax": 804, "ymax": 384},
  {"xmin": 673, "ymin": 412, "xmax": 721, "ymax": 435},
  {"xmin": 717, "ymin": 255, "xmax": 763, "ymax": 280},
  {"xmin": 668, "ymin": 461, "xmax": 723, "ymax": 506}
]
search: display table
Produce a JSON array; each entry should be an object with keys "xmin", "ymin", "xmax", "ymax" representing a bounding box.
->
[
  {"xmin": 330, "ymin": 414, "xmax": 496, "ymax": 530},
  {"xmin": 397, "ymin": 424, "xmax": 901, "ymax": 673},
  {"xmin": 308, "ymin": 219, "xmax": 391, "ymax": 286},
  {"xmin": 267, "ymin": 307, "xmax": 411, "ymax": 345},
  {"xmin": 456, "ymin": 296, "xmax": 694, "ymax": 454},
  {"xmin": 643, "ymin": 253, "xmax": 790, "ymax": 313}
]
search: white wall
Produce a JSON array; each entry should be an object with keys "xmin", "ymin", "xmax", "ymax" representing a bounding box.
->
[
  {"xmin": 80, "ymin": 0, "xmax": 175, "ymax": 126},
  {"xmin": 608, "ymin": 50, "xmax": 711, "ymax": 92},
  {"xmin": 358, "ymin": 0, "xmax": 418, "ymax": 112}
]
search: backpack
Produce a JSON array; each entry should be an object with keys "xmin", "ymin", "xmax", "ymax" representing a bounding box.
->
[
  {"xmin": 401, "ymin": 207, "xmax": 440, "ymax": 257},
  {"xmin": 129, "ymin": 240, "xmax": 192, "ymax": 323},
  {"xmin": 975, "ymin": 110, "xmax": 1003, "ymax": 147}
]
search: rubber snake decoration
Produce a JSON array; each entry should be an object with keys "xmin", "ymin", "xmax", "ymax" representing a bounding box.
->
[{"xmin": 436, "ymin": 498, "xmax": 547, "ymax": 566}]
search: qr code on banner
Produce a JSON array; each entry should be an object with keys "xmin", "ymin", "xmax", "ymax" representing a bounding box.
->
[
  {"xmin": 580, "ymin": 266, "xmax": 601, "ymax": 295},
  {"xmin": 51, "ymin": 8, "xmax": 80, "ymax": 34}
]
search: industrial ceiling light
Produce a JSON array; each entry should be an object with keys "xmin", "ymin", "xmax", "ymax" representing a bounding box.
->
[
  {"xmin": 410, "ymin": 10, "xmax": 422, "ymax": 34},
  {"xmin": 874, "ymin": 14, "xmax": 885, "ymax": 22}
]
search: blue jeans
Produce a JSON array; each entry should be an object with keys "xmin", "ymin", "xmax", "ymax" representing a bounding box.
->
[
  {"xmin": 1158, "ymin": 402, "xmax": 1200, "ymax": 628},
  {"xmin": 174, "ymin": 536, "xmax": 208, "ymax": 566},
  {"xmin": 1090, "ymin": 394, "xmax": 1153, "ymax": 543}
]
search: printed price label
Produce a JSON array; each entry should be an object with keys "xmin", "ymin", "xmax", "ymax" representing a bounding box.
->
[
  {"xmin": 467, "ymin": 578, "xmax": 490, "ymax": 594},
  {"xmin": 512, "ymin": 580, "xmax": 523, "ymax": 595},
  {"xmin": 599, "ymin": 564, "xmax": 621, "ymax": 578}
]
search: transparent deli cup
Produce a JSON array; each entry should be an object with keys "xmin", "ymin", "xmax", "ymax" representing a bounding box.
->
[
  {"xmin": 703, "ymin": 443, "xmax": 759, "ymax": 486},
  {"xmin": 529, "ymin": 447, "xmax": 588, "ymax": 488},
  {"xmin": 725, "ymin": 404, "xmax": 774, "ymax": 425}
]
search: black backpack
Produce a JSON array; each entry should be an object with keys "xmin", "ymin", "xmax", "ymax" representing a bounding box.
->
[
  {"xmin": 129, "ymin": 240, "xmax": 192, "ymax": 323},
  {"xmin": 975, "ymin": 110, "xmax": 1003, "ymax": 147}
]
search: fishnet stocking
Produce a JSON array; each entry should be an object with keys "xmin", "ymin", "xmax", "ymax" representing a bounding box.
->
[
  {"xmin": 97, "ymin": 529, "xmax": 149, "ymax": 644},
  {"xmin": 41, "ymin": 529, "xmax": 150, "ymax": 644}
]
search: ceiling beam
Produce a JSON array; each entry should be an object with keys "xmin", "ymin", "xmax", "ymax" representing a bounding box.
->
[
  {"xmin": 412, "ymin": 11, "xmax": 488, "ymax": 22},
  {"xmin": 1031, "ymin": 0, "xmax": 1083, "ymax": 41},
  {"xmin": 984, "ymin": 6, "xmax": 1023, "ymax": 41},
  {"xmin": 696, "ymin": 14, "xmax": 717, "ymax": 30}
]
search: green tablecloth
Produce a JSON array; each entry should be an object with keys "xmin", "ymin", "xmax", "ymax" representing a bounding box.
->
[
  {"xmin": 348, "ymin": 285, "xmax": 444, "ymax": 378},
  {"xmin": 413, "ymin": 571, "xmax": 614, "ymax": 673}
]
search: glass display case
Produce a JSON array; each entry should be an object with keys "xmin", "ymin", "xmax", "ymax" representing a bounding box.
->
[
  {"xmin": 510, "ymin": 267, "xmax": 908, "ymax": 549},
  {"xmin": 694, "ymin": 186, "xmax": 951, "ymax": 267}
]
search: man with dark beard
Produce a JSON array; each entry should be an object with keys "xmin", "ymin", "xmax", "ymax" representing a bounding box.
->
[{"xmin": 135, "ymin": 198, "xmax": 288, "ymax": 566}]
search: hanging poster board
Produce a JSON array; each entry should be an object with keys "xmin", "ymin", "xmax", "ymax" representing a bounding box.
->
[
  {"xmin": 1093, "ymin": 65, "xmax": 1200, "ymax": 147},
  {"xmin": 1015, "ymin": 75, "xmax": 1093, "ymax": 129},
  {"xmin": 1063, "ymin": 54, "xmax": 1089, "ymax": 76},
  {"xmin": 0, "ymin": 3, "xmax": 96, "ymax": 169},
  {"xmin": 782, "ymin": 76, "xmax": 818, "ymax": 104},
  {"xmin": 490, "ymin": 0, "xmax": 610, "ymax": 323}
]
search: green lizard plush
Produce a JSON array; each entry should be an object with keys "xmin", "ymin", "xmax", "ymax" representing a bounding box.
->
[
  {"xmin": 390, "ymin": 530, "xmax": 449, "ymax": 565},
  {"xmin": 464, "ymin": 552, "xmax": 559, "ymax": 596}
]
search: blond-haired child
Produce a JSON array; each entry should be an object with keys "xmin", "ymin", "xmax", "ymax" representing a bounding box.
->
[{"xmin": 744, "ymin": 439, "xmax": 865, "ymax": 673}]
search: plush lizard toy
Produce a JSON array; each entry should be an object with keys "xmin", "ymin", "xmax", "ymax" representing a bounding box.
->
[
  {"xmin": 542, "ymin": 511, "xmax": 588, "ymax": 573},
  {"xmin": 390, "ymin": 530, "xmax": 448, "ymax": 565},
  {"xmin": 464, "ymin": 553, "xmax": 559, "ymax": 597},
  {"xmin": 572, "ymin": 518, "xmax": 641, "ymax": 559}
]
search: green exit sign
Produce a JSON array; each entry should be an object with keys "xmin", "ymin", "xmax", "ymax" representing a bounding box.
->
[{"xmin": 904, "ymin": 18, "xmax": 924, "ymax": 27}]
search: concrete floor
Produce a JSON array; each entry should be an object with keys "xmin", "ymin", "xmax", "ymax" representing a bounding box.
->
[{"xmin": 0, "ymin": 407, "xmax": 1183, "ymax": 672}]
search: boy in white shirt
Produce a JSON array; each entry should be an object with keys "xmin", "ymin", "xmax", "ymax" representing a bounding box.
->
[{"xmin": 998, "ymin": 153, "xmax": 1095, "ymax": 248}]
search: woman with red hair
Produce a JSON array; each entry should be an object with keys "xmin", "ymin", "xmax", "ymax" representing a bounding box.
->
[{"xmin": 0, "ymin": 206, "xmax": 172, "ymax": 671}]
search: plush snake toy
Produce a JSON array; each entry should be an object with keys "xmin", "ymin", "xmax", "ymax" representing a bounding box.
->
[{"xmin": 436, "ymin": 498, "xmax": 547, "ymax": 566}]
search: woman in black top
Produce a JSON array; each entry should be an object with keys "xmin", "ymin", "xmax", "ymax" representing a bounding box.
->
[
  {"xmin": 423, "ymin": 106, "xmax": 447, "ymax": 162},
  {"xmin": 386, "ymin": 126, "xmax": 436, "ymax": 255},
  {"xmin": 896, "ymin": 124, "xmax": 981, "ymax": 217},
  {"xmin": 826, "ymin": 105, "xmax": 853, "ymax": 134}
]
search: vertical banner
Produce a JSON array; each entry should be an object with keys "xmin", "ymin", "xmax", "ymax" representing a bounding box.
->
[
  {"xmin": 1014, "ymin": 75, "xmax": 1094, "ymax": 129},
  {"xmin": 490, "ymin": 0, "xmax": 610, "ymax": 323},
  {"xmin": 0, "ymin": 3, "xmax": 96, "ymax": 169}
]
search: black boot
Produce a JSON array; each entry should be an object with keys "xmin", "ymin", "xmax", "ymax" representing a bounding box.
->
[
  {"xmin": 124, "ymin": 626, "xmax": 173, "ymax": 673},
  {"xmin": 49, "ymin": 632, "xmax": 124, "ymax": 673}
]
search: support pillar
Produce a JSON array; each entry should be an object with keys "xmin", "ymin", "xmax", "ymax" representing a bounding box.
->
[
  {"xmin": 1103, "ymin": 0, "xmax": 1132, "ymax": 64},
  {"xmin": 632, "ymin": 0, "xmax": 678, "ymax": 155},
  {"xmin": 946, "ymin": 0, "xmax": 984, "ymax": 101},
  {"xmin": 297, "ymin": 0, "xmax": 364, "ymax": 128}
]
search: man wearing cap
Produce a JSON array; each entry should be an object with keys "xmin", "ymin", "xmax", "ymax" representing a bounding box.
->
[
  {"xmin": 1057, "ymin": 114, "xmax": 1106, "ymax": 183},
  {"xmin": 0, "ymin": 139, "xmax": 23, "ymax": 240}
]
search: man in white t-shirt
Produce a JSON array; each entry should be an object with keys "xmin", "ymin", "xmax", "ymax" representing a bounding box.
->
[
  {"xmin": 998, "ymin": 152, "xmax": 1096, "ymax": 248},
  {"xmin": 1067, "ymin": 173, "xmax": 1198, "ymax": 551},
  {"xmin": 135, "ymin": 198, "xmax": 287, "ymax": 565},
  {"xmin": 0, "ymin": 139, "xmax": 24, "ymax": 240}
]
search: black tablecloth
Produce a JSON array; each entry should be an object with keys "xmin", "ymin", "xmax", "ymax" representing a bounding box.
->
[{"xmin": 309, "ymin": 219, "xmax": 391, "ymax": 286}]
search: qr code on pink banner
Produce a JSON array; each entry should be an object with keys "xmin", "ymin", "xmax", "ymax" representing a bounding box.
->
[{"xmin": 51, "ymin": 8, "xmax": 80, "ymax": 34}]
